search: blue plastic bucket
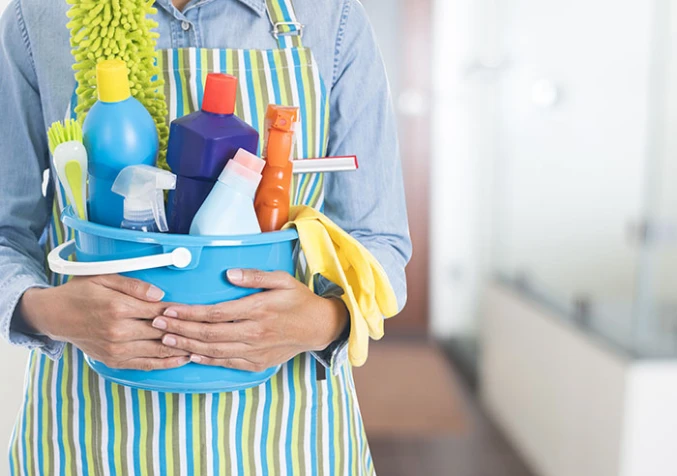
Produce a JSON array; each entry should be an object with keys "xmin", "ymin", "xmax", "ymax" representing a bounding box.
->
[{"xmin": 49, "ymin": 207, "xmax": 298, "ymax": 394}]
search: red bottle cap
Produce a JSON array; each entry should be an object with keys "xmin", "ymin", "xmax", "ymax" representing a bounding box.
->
[{"xmin": 201, "ymin": 73, "xmax": 237, "ymax": 115}]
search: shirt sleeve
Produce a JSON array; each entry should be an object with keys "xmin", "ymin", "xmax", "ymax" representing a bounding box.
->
[
  {"xmin": 313, "ymin": 0, "xmax": 412, "ymax": 373},
  {"xmin": 0, "ymin": 1, "xmax": 65, "ymax": 359},
  {"xmin": 310, "ymin": 276, "xmax": 349, "ymax": 374},
  {"xmin": 324, "ymin": 0, "xmax": 412, "ymax": 312}
]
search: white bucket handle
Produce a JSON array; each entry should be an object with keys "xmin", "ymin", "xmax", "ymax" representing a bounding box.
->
[{"xmin": 48, "ymin": 240, "xmax": 193, "ymax": 276}]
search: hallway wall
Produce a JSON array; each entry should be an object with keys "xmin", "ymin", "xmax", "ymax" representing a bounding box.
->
[{"xmin": 0, "ymin": 346, "xmax": 26, "ymax": 471}]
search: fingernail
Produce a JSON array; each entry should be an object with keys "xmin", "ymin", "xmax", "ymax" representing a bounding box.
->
[
  {"xmin": 146, "ymin": 285, "xmax": 165, "ymax": 301},
  {"xmin": 152, "ymin": 318, "xmax": 167, "ymax": 330},
  {"xmin": 163, "ymin": 335, "xmax": 177, "ymax": 347},
  {"xmin": 163, "ymin": 309, "xmax": 178, "ymax": 318},
  {"xmin": 190, "ymin": 355, "xmax": 203, "ymax": 364},
  {"xmin": 227, "ymin": 269, "xmax": 243, "ymax": 282}
]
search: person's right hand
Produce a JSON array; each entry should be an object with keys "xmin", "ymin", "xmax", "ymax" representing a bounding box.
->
[{"xmin": 18, "ymin": 275, "xmax": 190, "ymax": 371}]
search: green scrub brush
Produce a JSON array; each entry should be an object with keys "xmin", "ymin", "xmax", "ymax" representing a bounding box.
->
[
  {"xmin": 65, "ymin": 0, "xmax": 170, "ymax": 170},
  {"xmin": 47, "ymin": 119, "xmax": 89, "ymax": 220}
]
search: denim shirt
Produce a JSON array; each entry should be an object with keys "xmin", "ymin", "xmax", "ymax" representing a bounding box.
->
[{"xmin": 0, "ymin": 0, "xmax": 412, "ymax": 364}]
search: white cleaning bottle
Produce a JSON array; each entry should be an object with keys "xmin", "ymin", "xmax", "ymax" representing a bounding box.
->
[
  {"xmin": 190, "ymin": 149, "xmax": 265, "ymax": 236},
  {"xmin": 112, "ymin": 165, "xmax": 177, "ymax": 232}
]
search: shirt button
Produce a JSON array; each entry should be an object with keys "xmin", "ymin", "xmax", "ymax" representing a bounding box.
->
[{"xmin": 181, "ymin": 21, "xmax": 191, "ymax": 31}]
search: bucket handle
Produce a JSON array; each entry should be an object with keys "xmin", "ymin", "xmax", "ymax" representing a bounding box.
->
[{"xmin": 48, "ymin": 240, "xmax": 193, "ymax": 276}]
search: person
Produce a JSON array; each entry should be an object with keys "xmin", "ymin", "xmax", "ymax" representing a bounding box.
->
[{"xmin": 0, "ymin": 0, "xmax": 411, "ymax": 474}]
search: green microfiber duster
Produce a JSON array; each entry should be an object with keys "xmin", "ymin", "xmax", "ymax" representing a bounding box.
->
[{"xmin": 66, "ymin": 0, "xmax": 170, "ymax": 170}]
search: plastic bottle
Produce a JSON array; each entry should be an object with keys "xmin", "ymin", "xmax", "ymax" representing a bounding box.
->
[
  {"xmin": 83, "ymin": 60, "xmax": 159, "ymax": 227},
  {"xmin": 189, "ymin": 149, "xmax": 265, "ymax": 236},
  {"xmin": 111, "ymin": 165, "xmax": 177, "ymax": 233},
  {"xmin": 255, "ymin": 105, "xmax": 299, "ymax": 232},
  {"xmin": 166, "ymin": 73, "xmax": 260, "ymax": 234}
]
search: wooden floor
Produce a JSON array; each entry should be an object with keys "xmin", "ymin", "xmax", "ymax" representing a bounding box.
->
[{"xmin": 354, "ymin": 340, "xmax": 535, "ymax": 476}]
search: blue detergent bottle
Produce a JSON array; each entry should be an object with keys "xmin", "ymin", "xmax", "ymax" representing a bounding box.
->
[
  {"xmin": 166, "ymin": 73, "xmax": 259, "ymax": 234},
  {"xmin": 83, "ymin": 60, "xmax": 159, "ymax": 227}
]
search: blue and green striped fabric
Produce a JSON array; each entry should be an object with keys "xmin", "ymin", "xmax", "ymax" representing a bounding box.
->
[
  {"xmin": 10, "ymin": 347, "xmax": 373, "ymax": 475},
  {"xmin": 9, "ymin": 0, "xmax": 374, "ymax": 474}
]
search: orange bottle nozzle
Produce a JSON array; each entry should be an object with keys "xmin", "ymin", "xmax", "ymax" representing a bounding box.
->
[
  {"xmin": 263, "ymin": 106, "xmax": 299, "ymax": 167},
  {"xmin": 266, "ymin": 105, "xmax": 298, "ymax": 131},
  {"xmin": 255, "ymin": 105, "xmax": 300, "ymax": 232}
]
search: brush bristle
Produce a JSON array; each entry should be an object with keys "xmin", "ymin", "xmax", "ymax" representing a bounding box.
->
[{"xmin": 47, "ymin": 119, "xmax": 83, "ymax": 154}]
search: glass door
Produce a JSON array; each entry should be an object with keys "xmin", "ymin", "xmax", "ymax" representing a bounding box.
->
[
  {"xmin": 490, "ymin": 0, "xmax": 658, "ymax": 356},
  {"xmin": 632, "ymin": 0, "xmax": 677, "ymax": 358}
]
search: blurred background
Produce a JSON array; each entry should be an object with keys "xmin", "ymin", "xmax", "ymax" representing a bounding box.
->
[{"xmin": 2, "ymin": 0, "xmax": 677, "ymax": 475}]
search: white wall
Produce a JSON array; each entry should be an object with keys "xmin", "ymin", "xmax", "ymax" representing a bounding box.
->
[
  {"xmin": 620, "ymin": 363, "xmax": 677, "ymax": 476},
  {"xmin": 0, "ymin": 346, "xmax": 27, "ymax": 469}
]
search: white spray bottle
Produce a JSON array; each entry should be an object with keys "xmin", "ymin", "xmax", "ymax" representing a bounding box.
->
[{"xmin": 112, "ymin": 165, "xmax": 177, "ymax": 233}]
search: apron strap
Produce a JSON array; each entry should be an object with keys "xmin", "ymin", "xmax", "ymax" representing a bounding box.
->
[{"xmin": 265, "ymin": 0, "xmax": 304, "ymax": 49}]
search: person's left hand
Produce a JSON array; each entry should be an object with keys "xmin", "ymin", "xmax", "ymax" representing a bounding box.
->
[{"xmin": 151, "ymin": 269, "xmax": 349, "ymax": 371}]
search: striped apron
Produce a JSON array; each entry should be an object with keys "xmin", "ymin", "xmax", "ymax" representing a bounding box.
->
[{"xmin": 8, "ymin": 1, "xmax": 374, "ymax": 474}]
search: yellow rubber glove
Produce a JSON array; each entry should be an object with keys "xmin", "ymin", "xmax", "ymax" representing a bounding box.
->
[{"xmin": 283, "ymin": 206, "xmax": 398, "ymax": 367}]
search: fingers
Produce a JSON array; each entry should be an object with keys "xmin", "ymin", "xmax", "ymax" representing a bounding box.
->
[
  {"xmin": 151, "ymin": 316, "xmax": 253, "ymax": 343},
  {"xmin": 101, "ymin": 340, "xmax": 189, "ymax": 361},
  {"xmin": 188, "ymin": 355, "xmax": 271, "ymax": 373},
  {"xmin": 118, "ymin": 340, "xmax": 190, "ymax": 359},
  {"xmin": 162, "ymin": 294, "xmax": 262, "ymax": 323},
  {"xmin": 104, "ymin": 320, "xmax": 166, "ymax": 343},
  {"xmin": 95, "ymin": 275, "xmax": 165, "ymax": 302},
  {"xmin": 226, "ymin": 269, "xmax": 297, "ymax": 290},
  {"xmin": 113, "ymin": 356, "xmax": 191, "ymax": 372},
  {"xmin": 161, "ymin": 334, "xmax": 252, "ymax": 360},
  {"xmin": 97, "ymin": 340, "xmax": 190, "ymax": 370}
]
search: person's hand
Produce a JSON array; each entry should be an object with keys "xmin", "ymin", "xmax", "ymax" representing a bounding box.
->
[
  {"xmin": 151, "ymin": 269, "xmax": 349, "ymax": 371},
  {"xmin": 19, "ymin": 275, "xmax": 190, "ymax": 371}
]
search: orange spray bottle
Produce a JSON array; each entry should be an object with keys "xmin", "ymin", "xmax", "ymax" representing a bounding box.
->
[{"xmin": 255, "ymin": 105, "xmax": 299, "ymax": 232}]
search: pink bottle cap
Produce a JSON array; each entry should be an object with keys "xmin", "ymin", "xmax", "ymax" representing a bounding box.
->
[
  {"xmin": 233, "ymin": 149, "xmax": 265, "ymax": 174},
  {"xmin": 217, "ymin": 149, "xmax": 265, "ymax": 189}
]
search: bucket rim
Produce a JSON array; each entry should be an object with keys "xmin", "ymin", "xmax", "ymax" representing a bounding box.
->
[{"xmin": 62, "ymin": 206, "xmax": 298, "ymax": 247}]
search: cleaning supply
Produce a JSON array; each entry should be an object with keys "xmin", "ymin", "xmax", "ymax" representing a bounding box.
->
[
  {"xmin": 190, "ymin": 149, "xmax": 265, "ymax": 236},
  {"xmin": 83, "ymin": 60, "xmax": 159, "ymax": 228},
  {"xmin": 282, "ymin": 206, "xmax": 398, "ymax": 367},
  {"xmin": 166, "ymin": 73, "xmax": 259, "ymax": 234},
  {"xmin": 112, "ymin": 165, "xmax": 176, "ymax": 232},
  {"xmin": 292, "ymin": 155, "xmax": 359, "ymax": 174},
  {"xmin": 47, "ymin": 119, "xmax": 88, "ymax": 220},
  {"xmin": 255, "ymin": 105, "xmax": 299, "ymax": 232},
  {"xmin": 66, "ymin": 0, "xmax": 169, "ymax": 169}
]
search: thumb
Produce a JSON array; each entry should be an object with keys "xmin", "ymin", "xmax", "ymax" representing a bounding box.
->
[
  {"xmin": 93, "ymin": 275, "xmax": 166, "ymax": 302},
  {"xmin": 226, "ymin": 269, "xmax": 297, "ymax": 290}
]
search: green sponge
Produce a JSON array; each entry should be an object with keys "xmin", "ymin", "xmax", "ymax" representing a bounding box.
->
[{"xmin": 66, "ymin": 0, "xmax": 170, "ymax": 170}]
